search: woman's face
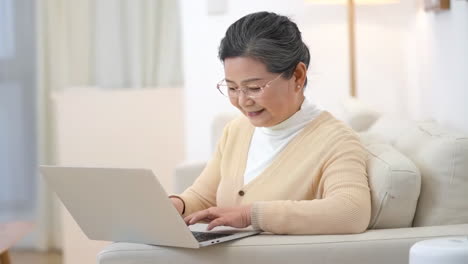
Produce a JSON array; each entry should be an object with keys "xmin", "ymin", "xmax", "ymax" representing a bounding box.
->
[{"xmin": 223, "ymin": 57, "xmax": 304, "ymax": 127}]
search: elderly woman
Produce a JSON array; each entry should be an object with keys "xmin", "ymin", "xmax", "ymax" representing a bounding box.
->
[{"xmin": 170, "ymin": 11, "xmax": 370, "ymax": 235}]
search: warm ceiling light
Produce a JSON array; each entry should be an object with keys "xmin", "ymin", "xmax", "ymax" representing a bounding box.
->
[{"xmin": 306, "ymin": 0, "xmax": 398, "ymax": 4}]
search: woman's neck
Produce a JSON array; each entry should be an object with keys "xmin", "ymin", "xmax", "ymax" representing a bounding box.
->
[{"xmin": 261, "ymin": 96, "xmax": 318, "ymax": 133}]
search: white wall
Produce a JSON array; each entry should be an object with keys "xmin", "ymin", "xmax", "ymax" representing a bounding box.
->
[
  {"xmin": 180, "ymin": 0, "xmax": 305, "ymax": 161},
  {"xmin": 407, "ymin": 2, "xmax": 468, "ymax": 132},
  {"xmin": 180, "ymin": 0, "xmax": 413, "ymax": 161},
  {"xmin": 355, "ymin": 2, "xmax": 414, "ymax": 116}
]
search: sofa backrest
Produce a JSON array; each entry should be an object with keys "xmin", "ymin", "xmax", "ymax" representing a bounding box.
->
[
  {"xmin": 366, "ymin": 117, "xmax": 468, "ymax": 227},
  {"xmin": 395, "ymin": 122, "xmax": 468, "ymax": 226},
  {"xmin": 209, "ymin": 107, "xmax": 468, "ymax": 228}
]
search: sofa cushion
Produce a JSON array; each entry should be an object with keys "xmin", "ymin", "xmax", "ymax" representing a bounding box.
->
[
  {"xmin": 359, "ymin": 131, "xmax": 386, "ymax": 146},
  {"xmin": 365, "ymin": 143, "xmax": 421, "ymax": 229},
  {"xmin": 394, "ymin": 121, "xmax": 468, "ymax": 226},
  {"xmin": 364, "ymin": 115, "xmax": 414, "ymax": 145},
  {"xmin": 337, "ymin": 97, "xmax": 380, "ymax": 132}
]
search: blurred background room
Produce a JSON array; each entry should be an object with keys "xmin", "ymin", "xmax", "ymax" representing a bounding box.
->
[{"xmin": 0, "ymin": 0, "xmax": 467, "ymax": 263}]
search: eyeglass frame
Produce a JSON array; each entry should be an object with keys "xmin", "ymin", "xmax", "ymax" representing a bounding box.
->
[{"xmin": 216, "ymin": 73, "xmax": 284, "ymax": 99}]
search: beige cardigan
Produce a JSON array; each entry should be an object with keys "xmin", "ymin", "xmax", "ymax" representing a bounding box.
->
[{"xmin": 177, "ymin": 111, "xmax": 371, "ymax": 235}]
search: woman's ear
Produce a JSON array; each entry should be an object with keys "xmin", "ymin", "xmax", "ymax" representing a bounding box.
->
[{"xmin": 293, "ymin": 62, "xmax": 307, "ymax": 91}]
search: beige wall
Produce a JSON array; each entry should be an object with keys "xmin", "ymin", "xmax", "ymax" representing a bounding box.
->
[{"xmin": 53, "ymin": 87, "xmax": 184, "ymax": 264}]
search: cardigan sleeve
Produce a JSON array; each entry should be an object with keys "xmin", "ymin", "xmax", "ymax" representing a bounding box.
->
[
  {"xmin": 250, "ymin": 136, "xmax": 371, "ymax": 235},
  {"xmin": 175, "ymin": 123, "xmax": 230, "ymax": 217}
]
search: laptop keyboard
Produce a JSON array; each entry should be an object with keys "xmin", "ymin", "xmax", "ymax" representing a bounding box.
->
[{"xmin": 192, "ymin": 231, "xmax": 232, "ymax": 242}]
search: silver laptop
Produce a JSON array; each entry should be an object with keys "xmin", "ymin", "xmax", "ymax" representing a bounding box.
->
[{"xmin": 40, "ymin": 166, "xmax": 260, "ymax": 248}]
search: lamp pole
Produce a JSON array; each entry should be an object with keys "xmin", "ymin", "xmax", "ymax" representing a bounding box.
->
[{"xmin": 347, "ymin": 0, "xmax": 357, "ymax": 97}]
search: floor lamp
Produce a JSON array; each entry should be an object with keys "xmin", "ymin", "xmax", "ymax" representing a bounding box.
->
[{"xmin": 306, "ymin": 0, "xmax": 398, "ymax": 98}]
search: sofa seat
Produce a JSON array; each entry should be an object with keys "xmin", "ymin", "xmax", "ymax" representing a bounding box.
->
[{"xmin": 98, "ymin": 224, "xmax": 468, "ymax": 264}]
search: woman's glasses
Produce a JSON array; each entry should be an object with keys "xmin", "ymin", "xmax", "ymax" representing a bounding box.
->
[{"xmin": 216, "ymin": 73, "xmax": 283, "ymax": 99}]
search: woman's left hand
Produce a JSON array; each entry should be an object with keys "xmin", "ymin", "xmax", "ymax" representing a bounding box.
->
[{"xmin": 184, "ymin": 205, "xmax": 252, "ymax": 231}]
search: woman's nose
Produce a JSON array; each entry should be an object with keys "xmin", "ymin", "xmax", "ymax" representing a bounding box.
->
[{"xmin": 238, "ymin": 91, "xmax": 254, "ymax": 107}]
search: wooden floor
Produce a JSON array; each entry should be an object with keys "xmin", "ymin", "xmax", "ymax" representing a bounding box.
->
[{"xmin": 9, "ymin": 250, "xmax": 62, "ymax": 264}]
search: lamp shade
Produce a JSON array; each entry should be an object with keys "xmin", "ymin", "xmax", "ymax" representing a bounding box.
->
[{"xmin": 306, "ymin": 0, "xmax": 398, "ymax": 4}]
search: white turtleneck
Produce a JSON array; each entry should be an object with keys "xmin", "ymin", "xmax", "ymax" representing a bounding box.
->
[{"xmin": 244, "ymin": 97, "xmax": 322, "ymax": 185}]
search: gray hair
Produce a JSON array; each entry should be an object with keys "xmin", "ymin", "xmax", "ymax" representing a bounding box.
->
[{"xmin": 218, "ymin": 11, "xmax": 310, "ymax": 86}]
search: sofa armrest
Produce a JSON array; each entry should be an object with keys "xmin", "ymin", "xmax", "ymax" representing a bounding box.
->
[
  {"xmin": 173, "ymin": 161, "xmax": 206, "ymax": 193},
  {"xmin": 98, "ymin": 224, "xmax": 468, "ymax": 264}
]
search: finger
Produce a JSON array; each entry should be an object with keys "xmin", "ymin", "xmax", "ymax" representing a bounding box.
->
[
  {"xmin": 186, "ymin": 215, "xmax": 216, "ymax": 226},
  {"xmin": 184, "ymin": 212, "xmax": 203, "ymax": 225},
  {"xmin": 189, "ymin": 213, "xmax": 205, "ymax": 225},
  {"xmin": 191, "ymin": 207, "xmax": 221, "ymax": 224},
  {"xmin": 189, "ymin": 210, "xmax": 214, "ymax": 225},
  {"xmin": 183, "ymin": 215, "xmax": 193, "ymax": 225},
  {"xmin": 207, "ymin": 218, "xmax": 226, "ymax": 231}
]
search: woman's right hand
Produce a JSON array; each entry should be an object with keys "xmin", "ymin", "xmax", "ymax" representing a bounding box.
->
[{"xmin": 170, "ymin": 197, "xmax": 184, "ymax": 215}]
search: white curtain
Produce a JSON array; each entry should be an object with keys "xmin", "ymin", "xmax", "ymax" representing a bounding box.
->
[
  {"xmin": 95, "ymin": 0, "xmax": 183, "ymax": 88},
  {"xmin": 34, "ymin": 0, "xmax": 183, "ymax": 250},
  {"xmin": 35, "ymin": 0, "xmax": 95, "ymax": 251},
  {"xmin": 0, "ymin": 0, "xmax": 38, "ymax": 247},
  {"xmin": 38, "ymin": 0, "xmax": 183, "ymax": 92}
]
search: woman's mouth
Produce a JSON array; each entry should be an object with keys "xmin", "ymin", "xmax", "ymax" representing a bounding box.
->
[{"xmin": 247, "ymin": 109, "xmax": 264, "ymax": 117}]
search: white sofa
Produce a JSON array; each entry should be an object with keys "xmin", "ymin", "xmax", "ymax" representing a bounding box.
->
[{"xmin": 97, "ymin": 101, "xmax": 468, "ymax": 264}]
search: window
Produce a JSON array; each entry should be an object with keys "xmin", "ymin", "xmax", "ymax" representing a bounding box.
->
[
  {"xmin": 0, "ymin": 0, "xmax": 36, "ymax": 220},
  {"xmin": 0, "ymin": 0, "xmax": 14, "ymax": 59}
]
